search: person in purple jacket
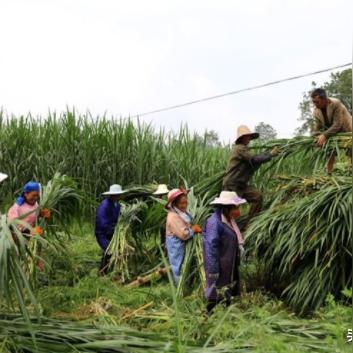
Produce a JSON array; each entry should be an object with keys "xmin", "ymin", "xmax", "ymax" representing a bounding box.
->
[
  {"xmin": 95, "ymin": 184, "xmax": 126, "ymax": 275},
  {"xmin": 203, "ymin": 191, "xmax": 247, "ymax": 314}
]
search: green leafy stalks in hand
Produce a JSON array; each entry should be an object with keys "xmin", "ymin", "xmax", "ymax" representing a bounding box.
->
[
  {"xmin": 0, "ymin": 173, "xmax": 82, "ymax": 320},
  {"xmin": 107, "ymin": 201, "xmax": 147, "ymax": 282}
]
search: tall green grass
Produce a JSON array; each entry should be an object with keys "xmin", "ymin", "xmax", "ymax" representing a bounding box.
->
[{"xmin": 0, "ymin": 110, "xmax": 229, "ymax": 214}]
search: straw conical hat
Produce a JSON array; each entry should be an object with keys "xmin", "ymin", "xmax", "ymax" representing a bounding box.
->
[{"xmin": 236, "ymin": 125, "xmax": 259, "ymax": 143}]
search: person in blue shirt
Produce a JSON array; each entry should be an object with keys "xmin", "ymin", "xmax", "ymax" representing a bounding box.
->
[{"xmin": 95, "ymin": 184, "xmax": 126, "ymax": 275}]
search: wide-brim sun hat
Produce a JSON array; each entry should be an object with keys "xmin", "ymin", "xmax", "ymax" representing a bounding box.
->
[
  {"xmin": 153, "ymin": 184, "xmax": 169, "ymax": 195},
  {"xmin": 102, "ymin": 184, "xmax": 126, "ymax": 196},
  {"xmin": 165, "ymin": 188, "xmax": 187, "ymax": 209},
  {"xmin": 210, "ymin": 191, "xmax": 247, "ymax": 206},
  {"xmin": 0, "ymin": 172, "xmax": 8, "ymax": 183},
  {"xmin": 235, "ymin": 125, "xmax": 259, "ymax": 143}
]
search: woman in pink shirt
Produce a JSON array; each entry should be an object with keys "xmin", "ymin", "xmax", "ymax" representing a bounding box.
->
[{"xmin": 8, "ymin": 181, "xmax": 50, "ymax": 236}]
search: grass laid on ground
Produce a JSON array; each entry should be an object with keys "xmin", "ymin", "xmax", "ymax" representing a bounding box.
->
[{"xmin": 23, "ymin": 228, "xmax": 351, "ymax": 353}]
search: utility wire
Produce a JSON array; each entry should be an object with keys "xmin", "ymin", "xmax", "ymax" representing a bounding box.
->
[{"xmin": 128, "ymin": 62, "xmax": 351, "ymax": 119}]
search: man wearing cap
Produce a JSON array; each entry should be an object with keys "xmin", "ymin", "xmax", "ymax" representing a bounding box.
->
[
  {"xmin": 95, "ymin": 184, "xmax": 126, "ymax": 275},
  {"xmin": 223, "ymin": 125, "xmax": 279, "ymax": 220},
  {"xmin": 310, "ymin": 88, "xmax": 352, "ymax": 173}
]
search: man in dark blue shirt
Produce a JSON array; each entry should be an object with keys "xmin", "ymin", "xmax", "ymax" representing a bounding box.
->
[{"xmin": 95, "ymin": 184, "xmax": 126, "ymax": 275}]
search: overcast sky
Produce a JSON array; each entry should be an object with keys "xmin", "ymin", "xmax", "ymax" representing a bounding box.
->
[{"xmin": 0, "ymin": 0, "xmax": 351, "ymax": 142}]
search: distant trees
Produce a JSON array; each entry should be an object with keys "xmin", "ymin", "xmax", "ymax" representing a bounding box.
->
[
  {"xmin": 254, "ymin": 122, "xmax": 277, "ymax": 141},
  {"xmin": 200, "ymin": 130, "xmax": 221, "ymax": 147}
]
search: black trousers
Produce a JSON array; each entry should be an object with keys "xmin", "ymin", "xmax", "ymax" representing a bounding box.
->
[
  {"xmin": 207, "ymin": 258, "xmax": 241, "ymax": 314},
  {"xmin": 99, "ymin": 253, "xmax": 112, "ymax": 275}
]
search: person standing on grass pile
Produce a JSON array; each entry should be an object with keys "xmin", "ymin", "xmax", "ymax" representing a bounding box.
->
[
  {"xmin": 165, "ymin": 188, "xmax": 202, "ymax": 283},
  {"xmin": 203, "ymin": 191, "xmax": 247, "ymax": 314},
  {"xmin": 222, "ymin": 125, "xmax": 280, "ymax": 220},
  {"xmin": 8, "ymin": 181, "xmax": 51, "ymax": 237},
  {"xmin": 153, "ymin": 184, "xmax": 170, "ymax": 254},
  {"xmin": 95, "ymin": 184, "xmax": 126, "ymax": 275},
  {"xmin": 310, "ymin": 88, "xmax": 352, "ymax": 174}
]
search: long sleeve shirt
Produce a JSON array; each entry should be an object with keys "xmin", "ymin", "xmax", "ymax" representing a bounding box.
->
[
  {"xmin": 223, "ymin": 143, "xmax": 272, "ymax": 190},
  {"xmin": 165, "ymin": 210, "xmax": 194, "ymax": 281},
  {"xmin": 311, "ymin": 98, "xmax": 352, "ymax": 137},
  {"xmin": 95, "ymin": 199, "xmax": 121, "ymax": 251},
  {"xmin": 8, "ymin": 202, "xmax": 38, "ymax": 230},
  {"xmin": 203, "ymin": 209, "xmax": 241, "ymax": 300}
]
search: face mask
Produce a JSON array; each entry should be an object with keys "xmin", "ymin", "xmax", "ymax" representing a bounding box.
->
[{"xmin": 233, "ymin": 209, "xmax": 241, "ymax": 219}]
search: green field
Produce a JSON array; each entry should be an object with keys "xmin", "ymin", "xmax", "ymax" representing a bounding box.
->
[{"xmin": 0, "ymin": 113, "xmax": 352, "ymax": 352}]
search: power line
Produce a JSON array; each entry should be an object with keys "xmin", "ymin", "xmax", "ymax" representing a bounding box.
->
[{"xmin": 128, "ymin": 62, "xmax": 351, "ymax": 119}]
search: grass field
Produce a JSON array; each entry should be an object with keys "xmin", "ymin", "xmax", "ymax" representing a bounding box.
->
[
  {"xmin": 0, "ymin": 113, "xmax": 352, "ymax": 352},
  {"xmin": 1, "ymin": 223, "xmax": 350, "ymax": 353}
]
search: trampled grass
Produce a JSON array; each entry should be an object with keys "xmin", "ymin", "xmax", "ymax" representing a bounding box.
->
[{"xmin": 2, "ymin": 227, "xmax": 347, "ymax": 353}]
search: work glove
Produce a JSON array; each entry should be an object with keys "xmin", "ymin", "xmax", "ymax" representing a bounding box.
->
[
  {"xmin": 40, "ymin": 208, "xmax": 51, "ymax": 219},
  {"xmin": 270, "ymin": 146, "xmax": 281, "ymax": 156},
  {"xmin": 31, "ymin": 226, "xmax": 44, "ymax": 237},
  {"xmin": 191, "ymin": 224, "xmax": 202, "ymax": 234},
  {"xmin": 37, "ymin": 258, "xmax": 45, "ymax": 271},
  {"xmin": 316, "ymin": 134, "xmax": 326, "ymax": 147}
]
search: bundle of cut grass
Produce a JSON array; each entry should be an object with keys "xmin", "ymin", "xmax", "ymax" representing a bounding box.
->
[
  {"xmin": 39, "ymin": 172, "xmax": 82, "ymax": 224},
  {"xmin": 252, "ymin": 133, "xmax": 352, "ymax": 153},
  {"xmin": 28, "ymin": 173, "xmax": 83, "ymax": 284},
  {"xmin": 193, "ymin": 134, "xmax": 351, "ymax": 200},
  {"xmin": 0, "ymin": 314, "xmax": 244, "ymax": 353},
  {"xmin": 245, "ymin": 176, "xmax": 352, "ymax": 313},
  {"xmin": 135, "ymin": 198, "xmax": 167, "ymax": 235},
  {"xmin": 0, "ymin": 306, "xmax": 346, "ymax": 353},
  {"xmin": 107, "ymin": 201, "xmax": 147, "ymax": 281},
  {"xmin": 251, "ymin": 133, "xmax": 352, "ymax": 180},
  {"xmin": 176, "ymin": 187, "xmax": 212, "ymax": 297},
  {"xmin": 0, "ymin": 214, "xmax": 44, "ymax": 320},
  {"xmin": 269, "ymin": 175, "xmax": 351, "ymax": 204},
  {"xmin": 194, "ymin": 171, "xmax": 225, "ymax": 199},
  {"xmin": 122, "ymin": 184, "xmax": 160, "ymax": 201},
  {"xmin": 0, "ymin": 173, "xmax": 82, "ymax": 319}
]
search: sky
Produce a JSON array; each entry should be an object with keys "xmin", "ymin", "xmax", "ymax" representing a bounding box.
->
[{"xmin": 0, "ymin": 0, "xmax": 352, "ymax": 143}]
